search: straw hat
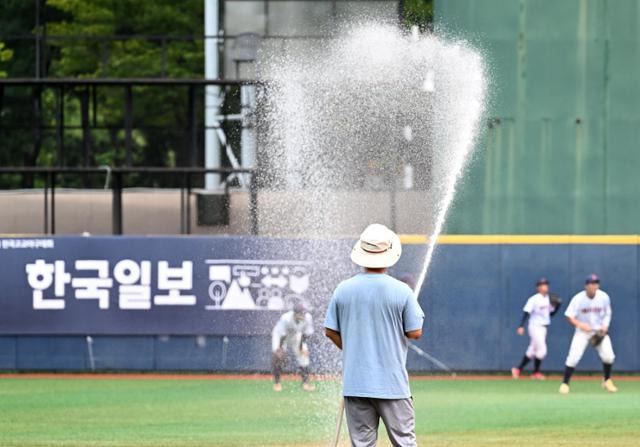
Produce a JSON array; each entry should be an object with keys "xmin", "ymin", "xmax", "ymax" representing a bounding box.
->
[{"xmin": 350, "ymin": 224, "xmax": 402, "ymax": 268}]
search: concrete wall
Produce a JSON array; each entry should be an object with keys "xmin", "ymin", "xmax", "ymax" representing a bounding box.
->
[{"xmin": 0, "ymin": 189, "xmax": 433, "ymax": 236}]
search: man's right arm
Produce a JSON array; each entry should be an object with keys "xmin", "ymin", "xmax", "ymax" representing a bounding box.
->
[
  {"xmin": 567, "ymin": 315, "xmax": 591, "ymax": 332},
  {"xmin": 564, "ymin": 296, "xmax": 591, "ymax": 331}
]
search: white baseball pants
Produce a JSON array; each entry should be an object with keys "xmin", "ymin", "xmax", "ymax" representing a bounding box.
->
[
  {"xmin": 565, "ymin": 329, "xmax": 615, "ymax": 367},
  {"xmin": 526, "ymin": 325, "xmax": 548, "ymax": 360}
]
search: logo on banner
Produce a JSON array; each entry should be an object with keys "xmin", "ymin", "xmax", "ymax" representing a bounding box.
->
[{"xmin": 205, "ymin": 260, "xmax": 312, "ymax": 311}]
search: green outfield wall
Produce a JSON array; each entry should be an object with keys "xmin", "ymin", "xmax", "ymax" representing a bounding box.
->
[{"xmin": 437, "ymin": 0, "xmax": 640, "ymax": 234}]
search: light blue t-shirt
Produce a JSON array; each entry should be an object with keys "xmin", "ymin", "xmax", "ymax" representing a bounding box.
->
[{"xmin": 324, "ymin": 273, "xmax": 425, "ymax": 399}]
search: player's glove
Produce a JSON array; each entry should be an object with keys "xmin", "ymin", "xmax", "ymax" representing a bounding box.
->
[
  {"xmin": 589, "ymin": 330, "xmax": 606, "ymax": 347},
  {"xmin": 550, "ymin": 293, "xmax": 563, "ymax": 308}
]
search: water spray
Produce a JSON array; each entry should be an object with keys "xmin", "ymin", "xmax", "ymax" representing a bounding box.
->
[{"xmin": 258, "ymin": 21, "xmax": 487, "ymax": 437}]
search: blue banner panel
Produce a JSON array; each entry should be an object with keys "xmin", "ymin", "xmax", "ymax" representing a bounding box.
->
[{"xmin": 0, "ymin": 236, "xmax": 355, "ymax": 335}]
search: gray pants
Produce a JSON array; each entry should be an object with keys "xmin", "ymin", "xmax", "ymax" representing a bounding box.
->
[{"xmin": 344, "ymin": 396, "xmax": 417, "ymax": 447}]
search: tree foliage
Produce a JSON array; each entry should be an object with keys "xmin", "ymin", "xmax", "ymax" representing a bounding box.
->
[
  {"xmin": 1, "ymin": 0, "xmax": 207, "ymax": 187},
  {"xmin": 0, "ymin": 42, "xmax": 13, "ymax": 77}
]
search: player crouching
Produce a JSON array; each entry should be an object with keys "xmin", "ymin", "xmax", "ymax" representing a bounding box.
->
[
  {"xmin": 271, "ymin": 302, "xmax": 316, "ymax": 392},
  {"xmin": 559, "ymin": 274, "xmax": 617, "ymax": 394},
  {"xmin": 511, "ymin": 278, "xmax": 562, "ymax": 380}
]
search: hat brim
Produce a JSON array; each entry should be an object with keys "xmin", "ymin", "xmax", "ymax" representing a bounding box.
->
[{"xmin": 350, "ymin": 232, "xmax": 402, "ymax": 268}]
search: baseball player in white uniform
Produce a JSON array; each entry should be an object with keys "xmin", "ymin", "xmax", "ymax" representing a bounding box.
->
[
  {"xmin": 271, "ymin": 302, "xmax": 315, "ymax": 392},
  {"xmin": 559, "ymin": 274, "xmax": 617, "ymax": 394},
  {"xmin": 511, "ymin": 278, "xmax": 561, "ymax": 380}
]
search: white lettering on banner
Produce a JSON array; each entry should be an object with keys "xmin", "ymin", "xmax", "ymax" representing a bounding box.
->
[
  {"xmin": 71, "ymin": 260, "xmax": 113, "ymax": 309},
  {"xmin": 154, "ymin": 261, "xmax": 196, "ymax": 306},
  {"xmin": 24, "ymin": 258, "xmax": 305, "ymax": 312},
  {"xmin": 2, "ymin": 239, "xmax": 54, "ymax": 249},
  {"xmin": 114, "ymin": 259, "xmax": 152, "ymax": 310},
  {"xmin": 24, "ymin": 259, "xmax": 198, "ymax": 311},
  {"xmin": 25, "ymin": 259, "xmax": 70, "ymax": 309},
  {"xmin": 204, "ymin": 260, "xmax": 312, "ymax": 311}
]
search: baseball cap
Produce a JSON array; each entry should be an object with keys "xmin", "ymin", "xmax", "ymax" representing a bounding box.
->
[
  {"xmin": 293, "ymin": 302, "xmax": 308, "ymax": 314},
  {"xmin": 585, "ymin": 274, "xmax": 600, "ymax": 284},
  {"xmin": 536, "ymin": 277, "xmax": 549, "ymax": 286}
]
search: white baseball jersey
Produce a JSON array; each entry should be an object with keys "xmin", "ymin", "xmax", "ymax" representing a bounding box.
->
[
  {"xmin": 523, "ymin": 293, "xmax": 553, "ymax": 327},
  {"xmin": 271, "ymin": 311, "xmax": 314, "ymax": 352},
  {"xmin": 564, "ymin": 290, "xmax": 612, "ymax": 331}
]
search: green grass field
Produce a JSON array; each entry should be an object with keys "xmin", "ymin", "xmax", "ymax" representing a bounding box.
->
[{"xmin": 1, "ymin": 376, "xmax": 639, "ymax": 446}]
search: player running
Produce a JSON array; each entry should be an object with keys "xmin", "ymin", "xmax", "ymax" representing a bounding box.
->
[
  {"xmin": 511, "ymin": 278, "xmax": 562, "ymax": 380},
  {"xmin": 271, "ymin": 302, "xmax": 315, "ymax": 392},
  {"xmin": 559, "ymin": 274, "xmax": 617, "ymax": 394}
]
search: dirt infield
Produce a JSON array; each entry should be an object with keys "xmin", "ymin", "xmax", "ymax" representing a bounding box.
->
[{"xmin": 1, "ymin": 372, "xmax": 639, "ymax": 381}]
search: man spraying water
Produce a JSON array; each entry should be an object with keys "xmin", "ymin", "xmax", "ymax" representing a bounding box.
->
[{"xmin": 324, "ymin": 224, "xmax": 425, "ymax": 447}]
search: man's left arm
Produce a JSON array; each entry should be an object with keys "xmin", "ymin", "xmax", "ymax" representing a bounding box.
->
[{"xmin": 403, "ymin": 294, "xmax": 425, "ymax": 339}]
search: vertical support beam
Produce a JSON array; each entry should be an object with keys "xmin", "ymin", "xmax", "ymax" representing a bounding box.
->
[
  {"xmin": 188, "ymin": 85, "xmax": 197, "ymax": 166},
  {"xmin": 28, "ymin": 86, "xmax": 42, "ymax": 187},
  {"xmin": 180, "ymin": 173, "xmax": 186, "ymax": 234},
  {"xmin": 186, "ymin": 173, "xmax": 192, "ymax": 234},
  {"xmin": 112, "ymin": 171, "xmax": 123, "ymax": 235},
  {"xmin": 92, "ymin": 85, "xmax": 98, "ymax": 127},
  {"xmin": 240, "ymin": 84, "xmax": 257, "ymax": 186},
  {"xmin": 124, "ymin": 85, "xmax": 133, "ymax": 166},
  {"xmin": 35, "ymin": 0, "xmax": 41, "ymax": 78},
  {"xmin": 43, "ymin": 171, "xmax": 49, "ymax": 234},
  {"xmin": 205, "ymin": 0, "xmax": 221, "ymax": 188},
  {"xmin": 50, "ymin": 172, "xmax": 56, "ymax": 234},
  {"xmin": 249, "ymin": 172, "xmax": 258, "ymax": 235},
  {"xmin": 81, "ymin": 87, "xmax": 92, "ymax": 166},
  {"xmin": 56, "ymin": 86, "xmax": 65, "ymax": 165},
  {"xmin": 81, "ymin": 88, "xmax": 92, "ymax": 187}
]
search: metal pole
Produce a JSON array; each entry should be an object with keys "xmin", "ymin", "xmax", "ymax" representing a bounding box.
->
[
  {"xmin": 180, "ymin": 173, "xmax": 186, "ymax": 234},
  {"xmin": 35, "ymin": 0, "xmax": 41, "ymax": 78},
  {"xmin": 249, "ymin": 172, "xmax": 258, "ymax": 235},
  {"xmin": 204, "ymin": 0, "xmax": 221, "ymax": 188},
  {"xmin": 56, "ymin": 86, "xmax": 64, "ymax": 165},
  {"xmin": 81, "ymin": 88, "xmax": 91, "ymax": 166},
  {"xmin": 43, "ymin": 171, "xmax": 49, "ymax": 234},
  {"xmin": 240, "ymin": 84, "xmax": 256, "ymax": 186},
  {"xmin": 92, "ymin": 85, "xmax": 97, "ymax": 127},
  {"xmin": 124, "ymin": 85, "xmax": 133, "ymax": 166},
  {"xmin": 186, "ymin": 173, "xmax": 192, "ymax": 234},
  {"xmin": 112, "ymin": 171, "xmax": 123, "ymax": 234},
  {"xmin": 188, "ymin": 85, "xmax": 197, "ymax": 166},
  {"xmin": 30, "ymin": 86, "xmax": 42, "ymax": 188},
  {"xmin": 86, "ymin": 336, "xmax": 96, "ymax": 371},
  {"xmin": 50, "ymin": 172, "xmax": 55, "ymax": 234},
  {"xmin": 221, "ymin": 335, "xmax": 229, "ymax": 367}
]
